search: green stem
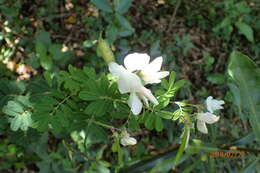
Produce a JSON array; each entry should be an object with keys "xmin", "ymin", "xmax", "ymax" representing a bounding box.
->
[
  {"xmin": 92, "ymin": 120, "xmax": 118, "ymax": 130},
  {"xmin": 173, "ymin": 126, "xmax": 190, "ymax": 166}
]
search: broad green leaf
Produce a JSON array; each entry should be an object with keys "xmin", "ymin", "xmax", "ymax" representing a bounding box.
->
[
  {"xmin": 228, "ymin": 51, "xmax": 260, "ymax": 141},
  {"xmin": 36, "ymin": 41, "xmax": 47, "ymax": 57},
  {"xmin": 207, "ymin": 73, "xmax": 225, "ymax": 84},
  {"xmin": 35, "ymin": 30, "xmax": 51, "ymax": 47},
  {"xmin": 40, "ymin": 55, "xmax": 53, "ymax": 71},
  {"xmin": 106, "ymin": 25, "xmax": 118, "ymax": 44},
  {"xmin": 49, "ymin": 44, "xmax": 63, "ymax": 60},
  {"xmin": 3, "ymin": 101, "xmax": 24, "ymax": 116},
  {"xmin": 10, "ymin": 111, "xmax": 32, "ymax": 131},
  {"xmin": 91, "ymin": 0, "xmax": 113, "ymax": 12},
  {"xmin": 3, "ymin": 101, "xmax": 33, "ymax": 131},
  {"xmin": 114, "ymin": 0, "xmax": 132, "ymax": 14},
  {"xmin": 235, "ymin": 22, "xmax": 254, "ymax": 42},
  {"xmin": 115, "ymin": 14, "xmax": 135, "ymax": 37}
]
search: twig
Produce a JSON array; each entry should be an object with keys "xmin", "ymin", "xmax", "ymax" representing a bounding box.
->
[{"xmin": 166, "ymin": 0, "xmax": 182, "ymax": 34}]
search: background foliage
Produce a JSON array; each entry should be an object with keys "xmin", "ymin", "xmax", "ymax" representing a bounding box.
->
[{"xmin": 0, "ymin": 0, "xmax": 259, "ymax": 172}]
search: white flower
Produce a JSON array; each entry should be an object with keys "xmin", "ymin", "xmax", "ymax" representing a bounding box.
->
[
  {"xmin": 206, "ymin": 96, "xmax": 225, "ymax": 113},
  {"xmin": 120, "ymin": 131, "xmax": 137, "ymax": 146},
  {"xmin": 109, "ymin": 62, "xmax": 158, "ymax": 115},
  {"xmin": 124, "ymin": 53, "xmax": 169, "ymax": 84},
  {"xmin": 196, "ymin": 112, "xmax": 220, "ymax": 134}
]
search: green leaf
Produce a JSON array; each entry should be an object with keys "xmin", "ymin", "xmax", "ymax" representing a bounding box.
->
[
  {"xmin": 10, "ymin": 111, "xmax": 32, "ymax": 131},
  {"xmin": 36, "ymin": 41, "xmax": 47, "ymax": 57},
  {"xmin": 84, "ymin": 100, "xmax": 111, "ymax": 117},
  {"xmin": 235, "ymin": 22, "xmax": 254, "ymax": 42},
  {"xmin": 85, "ymin": 124, "xmax": 108, "ymax": 144},
  {"xmin": 35, "ymin": 30, "xmax": 51, "ymax": 47},
  {"xmin": 158, "ymin": 112, "xmax": 173, "ymax": 120},
  {"xmin": 115, "ymin": 14, "xmax": 135, "ymax": 37},
  {"xmin": 169, "ymin": 72, "xmax": 176, "ymax": 88},
  {"xmin": 228, "ymin": 51, "xmax": 260, "ymax": 141},
  {"xmin": 3, "ymin": 101, "xmax": 32, "ymax": 131},
  {"xmin": 40, "ymin": 55, "xmax": 53, "ymax": 71},
  {"xmin": 43, "ymin": 71, "xmax": 53, "ymax": 87},
  {"xmin": 155, "ymin": 115, "xmax": 163, "ymax": 132},
  {"xmin": 173, "ymin": 80, "xmax": 186, "ymax": 91},
  {"xmin": 144, "ymin": 113, "xmax": 155, "ymax": 130},
  {"xmin": 114, "ymin": 0, "xmax": 132, "ymax": 14},
  {"xmin": 3, "ymin": 101, "xmax": 24, "ymax": 116},
  {"xmin": 79, "ymin": 90, "xmax": 100, "ymax": 101},
  {"xmin": 91, "ymin": 0, "xmax": 113, "ymax": 12},
  {"xmin": 49, "ymin": 44, "xmax": 63, "ymax": 60},
  {"xmin": 128, "ymin": 116, "xmax": 140, "ymax": 131},
  {"xmin": 106, "ymin": 25, "xmax": 118, "ymax": 44},
  {"xmin": 207, "ymin": 73, "xmax": 225, "ymax": 84}
]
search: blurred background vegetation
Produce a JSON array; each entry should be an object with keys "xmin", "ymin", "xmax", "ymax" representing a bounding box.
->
[{"xmin": 0, "ymin": 0, "xmax": 259, "ymax": 172}]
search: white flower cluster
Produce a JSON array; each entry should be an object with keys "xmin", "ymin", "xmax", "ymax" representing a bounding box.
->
[
  {"xmin": 109, "ymin": 53, "xmax": 169, "ymax": 146},
  {"xmin": 109, "ymin": 53, "xmax": 169, "ymax": 115},
  {"xmin": 197, "ymin": 96, "xmax": 225, "ymax": 134}
]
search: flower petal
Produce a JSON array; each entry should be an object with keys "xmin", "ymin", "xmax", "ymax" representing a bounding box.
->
[
  {"xmin": 128, "ymin": 93, "xmax": 143, "ymax": 115},
  {"xmin": 197, "ymin": 112, "xmax": 220, "ymax": 124},
  {"xmin": 117, "ymin": 78, "xmax": 130, "ymax": 94},
  {"xmin": 141, "ymin": 71, "xmax": 169, "ymax": 84},
  {"xmin": 142, "ymin": 56, "xmax": 163, "ymax": 73},
  {"xmin": 120, "ymin": 136, "xmax": 137, "ymax": 146},
  {"xmin": 197, "ymin": 120, "xmax": 208, "ymax": 134},
  {"xmin": 142, "ymin": 75, "xmax": 161, "ymax": 84},
  {"xmin": 206, "ymin": 96, "xmax": 225, "ymax": 113},
  {"xmin": 108, "ymin": 62, "xmax": 125, "ymax": 77},
  {"xmin": 138, "ymin": 93, "xmax": 149, "ymax": 106},
  {"xmin": 124, "ymin": 53, "xmax": 150, "ymax": 72},
  {"xmin": 109, "ymin": 62, "xmax": 143, "ymax": 94},
  {"xmin": 139, "ymin": 86, "xmax": 159, "ymax": 105},
  {"xmin": 156, "ymin": 71, "xmax": 170, "ymax": 79}
]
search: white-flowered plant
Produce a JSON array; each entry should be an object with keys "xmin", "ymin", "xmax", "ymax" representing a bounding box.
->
[
  {"xmin": 124, "ymin": 53, "xmax": 169, "ymax": 84},
  {"xmin": 98, "ymin": 38, "xmax": 226, "ymax": 159},
  {"xmin": 120, "ymin": 130, "xmax": 137, "ymax": 146},
  {"xmin": 108, "ymin": 62, "xmax": 158, "ymax": 115},
  {"xmin": 196, "ymin": 96, "xmax": 225, "ymax": 134}
]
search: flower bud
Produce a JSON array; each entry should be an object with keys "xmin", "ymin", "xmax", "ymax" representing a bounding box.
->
[{"xmin": 97, "ymin": 38, "xmax": 115, "ymax": 64}]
